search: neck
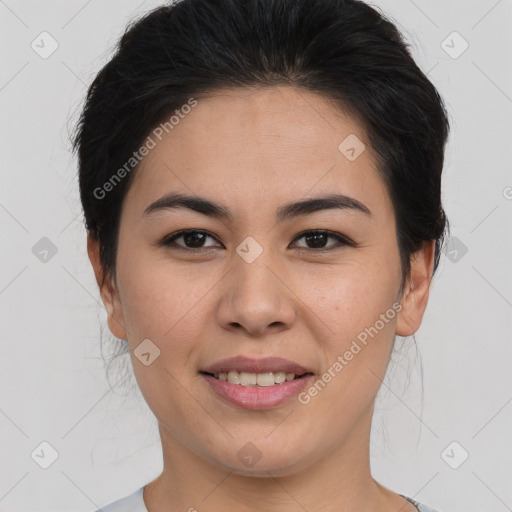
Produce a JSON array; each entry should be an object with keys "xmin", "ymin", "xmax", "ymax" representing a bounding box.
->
[{"xmin": 142, "ymin": 407, "xmax": 409, "ymax": 512}]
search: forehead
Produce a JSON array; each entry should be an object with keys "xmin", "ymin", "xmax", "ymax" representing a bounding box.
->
[{"xmin": 123, "ymin": 85, "xmax": 389, "ymax": 221}]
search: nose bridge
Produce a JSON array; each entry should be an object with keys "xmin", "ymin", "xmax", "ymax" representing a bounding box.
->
[
  {"xmin": 233, "ymin": 235, "xmax": 282, "ymax": 310},
  {"xmin": 235, "ymin": 239, "xmax": 277, "ymax": 293},
  {"xmin": 217, "ymin": 235, "xmax": 295, "ymax": 335}
]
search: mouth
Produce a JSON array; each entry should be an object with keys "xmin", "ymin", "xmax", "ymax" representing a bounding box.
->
[
  {"xmin": 199, "ymin": 356, "xmax": 315, "ymax": 410},
  {"xmin": 199, "ymin": 370, "xmax": 312, "ymax": 387}
]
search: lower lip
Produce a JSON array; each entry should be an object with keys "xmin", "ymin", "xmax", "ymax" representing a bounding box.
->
[{"xmin": 200, "ymin": 373, "xmax": 314, "ymax": 410}]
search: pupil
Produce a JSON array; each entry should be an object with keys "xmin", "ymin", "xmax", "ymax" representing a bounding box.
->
[
  {"xmin": 306, "ymin": 233, "xmax": 327, "ymax": 248},
  {"xmin": 185, "ymin": 232, "xmax": 205, "ymax": 248}
]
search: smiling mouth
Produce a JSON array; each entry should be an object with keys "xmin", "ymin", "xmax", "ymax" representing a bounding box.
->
[{"xmin": 200, "ymin": 371, "xmax": 313, "ymax": 387}]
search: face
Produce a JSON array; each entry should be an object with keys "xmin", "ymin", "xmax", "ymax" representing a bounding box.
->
[{"xmin": 89, "ymin": 85, "xmax": 434, "ymax": 476}]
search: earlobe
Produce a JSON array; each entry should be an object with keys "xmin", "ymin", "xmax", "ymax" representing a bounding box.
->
[
  {"xmin": 86, "ymin": 234, "xmax": 128, "ymax": 340},
  {"xmin": 396, "ymin": 240, "xmax": 436, "ymax": 337}
]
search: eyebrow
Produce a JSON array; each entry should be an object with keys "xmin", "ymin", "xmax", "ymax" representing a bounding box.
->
[{"xmin": 142, "ymin": 191, "xmax": 371, "ymax": 222}]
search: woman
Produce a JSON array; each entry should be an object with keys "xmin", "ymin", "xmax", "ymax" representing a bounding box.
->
[{"xmin": 73, "ymin": 0, "xmax": 449, "ymax": 510}]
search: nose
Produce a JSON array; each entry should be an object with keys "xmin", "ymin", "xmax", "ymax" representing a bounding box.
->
[{"xmin": 216, "ymin": 249, "xmax": 296, "ymax": 337}]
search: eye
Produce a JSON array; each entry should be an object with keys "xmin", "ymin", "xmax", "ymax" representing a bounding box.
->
[
  {"xmin": 158, "ymin": 229, "xmax": 222, "ymax": 252},
  {"xmin": 291, "ymin": 229, "xmax": 355, "ymax": 252},
  {"xmin": 157, "ymin": 228, "xmax": 355, "ymax": 253}
]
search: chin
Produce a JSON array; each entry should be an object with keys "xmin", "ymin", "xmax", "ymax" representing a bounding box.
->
[{"xmin": 208, "ymin": 444, "xmax": 312, "ymax": 478}]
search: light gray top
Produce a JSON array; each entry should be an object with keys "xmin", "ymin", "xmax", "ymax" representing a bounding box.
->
[{"xmin": 94, "ymin": 486, "xmax": 443, "ymax": 512}]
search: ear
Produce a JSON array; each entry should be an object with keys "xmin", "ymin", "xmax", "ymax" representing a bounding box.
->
[
  {"xmin": 396, "ymin": 240, "xmax": 436, "ymax": 337},
  {"xmin": 87, "ymin": 234, "xmax": 128, "ymax": 340}
]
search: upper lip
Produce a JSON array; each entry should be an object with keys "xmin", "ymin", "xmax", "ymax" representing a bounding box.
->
[{"xmin": 201, "ymin": 356, "xmax": 311, "ymax": 375}]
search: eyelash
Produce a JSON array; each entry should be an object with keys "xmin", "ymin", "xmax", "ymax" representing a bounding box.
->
[{"xmin": 157, "ymin": 229, "xmax": 356, "ymax": 254}]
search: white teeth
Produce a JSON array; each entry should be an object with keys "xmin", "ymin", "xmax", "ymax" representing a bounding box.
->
[
  {"xmin": 240, "ymin": 372, "xmax": 257, "ymax": 386},
  {"xmin": 212, "ymin": 371, "xmax": 299, "ymax": 386},
  {"xmin": 274, "ymin": 372, "xmax": 286, "ymax": 383},
  {"xmin": 227, "ymin": 371, "xmax": 240, "ymax": 384},
  {"xmin": 256, "ymin": 372, "xmax": 275, "ymax": 387}
]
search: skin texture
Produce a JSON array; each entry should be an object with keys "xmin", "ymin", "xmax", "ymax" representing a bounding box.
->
[{"xmin": 88, "ymin": 85, "xmax": 434, "ymax": 512}]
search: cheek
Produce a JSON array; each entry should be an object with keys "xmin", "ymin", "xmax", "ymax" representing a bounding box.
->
[
  {"xmin": 115, "ymin": 254, "xmax": 212, "ymax": 423},
  {"xmin": 305, "ymin": 252, "xmax": 401, "ymax": 339},
  {"xmin": 116, "ymin": 248, "xmax": 218, "ymax": 360},
  {"xmin": 301, "ymin": 247, "xmax": 402, "ymax": 400},
  {"xmin": 295, "ymin": 270, "xmax": 400, "ymax": 424}
]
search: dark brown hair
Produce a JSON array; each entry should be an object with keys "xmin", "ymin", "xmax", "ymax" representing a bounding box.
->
[{"xmin": 73, "ymin": 0, "xmax": 450, "ymax": 292}]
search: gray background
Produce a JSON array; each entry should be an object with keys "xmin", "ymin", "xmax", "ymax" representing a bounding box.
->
[{"xmin": 1, "ymin": 0, "xmax": 511, "ymax": 511}]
